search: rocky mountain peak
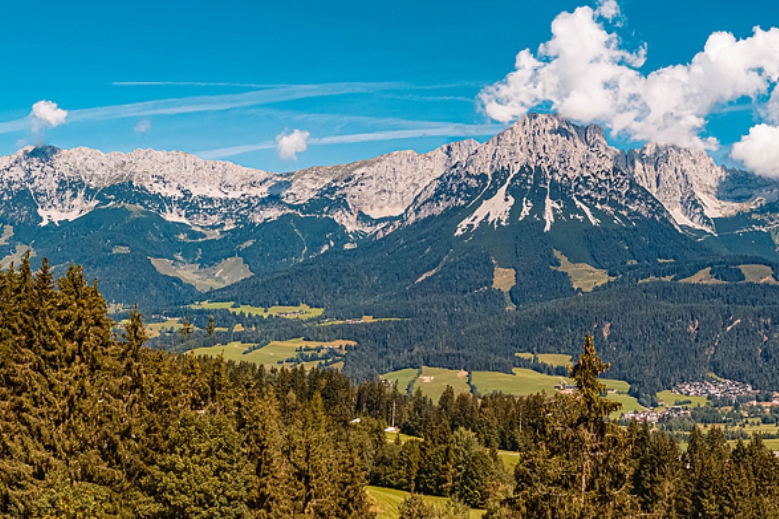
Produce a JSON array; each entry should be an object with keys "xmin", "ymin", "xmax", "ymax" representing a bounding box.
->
[{"xmin": 626, "ymin": 142, "xmax": 752, "ymax": 231}]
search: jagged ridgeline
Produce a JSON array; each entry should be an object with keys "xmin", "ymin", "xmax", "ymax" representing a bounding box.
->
[
  {"xmin": 2, "ymin": 262, "xmax": 779, "ymax": 518},
  {"xmin": 2, "ymin": 113, "xmax": 779, "ymax": 309}
]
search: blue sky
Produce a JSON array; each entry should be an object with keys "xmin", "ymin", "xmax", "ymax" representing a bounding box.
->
[{"xmin": 1, "ymin": 0, "xmax": 779, "ymax": 173}]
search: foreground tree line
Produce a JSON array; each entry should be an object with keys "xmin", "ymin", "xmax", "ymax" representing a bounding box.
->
[{"xmin": 1, "ymin": 258, "xmax": 779, "ymax": 518}]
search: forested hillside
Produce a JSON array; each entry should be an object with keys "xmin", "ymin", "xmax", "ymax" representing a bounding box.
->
[{"xmin": 3, "ymin": 258, "xmax": 779, "ymax": 517}]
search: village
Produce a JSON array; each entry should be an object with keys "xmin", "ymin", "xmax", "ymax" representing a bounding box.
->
[{"xmin": 673, "ymin": 379, "xmax": 756, "ymax": 400}]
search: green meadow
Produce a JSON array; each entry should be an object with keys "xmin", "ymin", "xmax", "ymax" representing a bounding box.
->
[
  {"xmin": 190, "ymin": 338, "xmax": 353, "ymax": 368},
  {"xmin": 382, "ymin": 368, "xmax": 420, "ymax": 394},
  {"xmin": 551, "ymin": 250, "xmax": 615, "ymax": 292},
  {"xmin": 189, "ymin": 301, "xmax": 324, "ymax": 319},
  {"xmin": 515, "ymin": 352, "xmax": 573, "ymax": 367},
  {"xmin": 413, "ymin": 367, "xmax": 471, "ymax": 403},
  {"xmin": 366, "ymin": 486, "xmax": 484, "ymax": 519}
]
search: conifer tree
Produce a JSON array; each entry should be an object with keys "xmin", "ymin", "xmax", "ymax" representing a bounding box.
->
[{"xmin": 206, "ymin": 314, "xmax": 215, "ymax": 337}]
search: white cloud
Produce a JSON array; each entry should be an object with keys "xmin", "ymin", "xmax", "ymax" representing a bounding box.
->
[
  {"xmin": 595, "ymin": 0, "xmax": 620, "ymax": 21},
  {"xmin": 30, "ymin": 100, "xmax": 68, "ymax": 132},
  {"xmin": 276, "ymin": 129, "xmax": 310, "ymax": 161},
  {"xmin": 764, "ymin": 88, "xmax": 779, "ymax": 124},
  {"xmin": 732, "ymin": 124, "xmax": 779, "ymax": 178},
  {"xmin": 134, "ymin": 119, "xmax": 151, "ymax": 134},
  {"xmin": 479, "ymin": 2, "xmax": 779, "ymax": 150}
]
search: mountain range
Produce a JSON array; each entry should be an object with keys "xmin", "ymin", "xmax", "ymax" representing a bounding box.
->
[{"xmin": 1, "ymin": 113, "xmax": 778, "ymax": 306}]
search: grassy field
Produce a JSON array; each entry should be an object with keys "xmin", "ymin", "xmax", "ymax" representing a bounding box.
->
[
  {"xmin": 726, "ymin": 422, "xmax": 779, "ymax": 436},
  {"xmin": 493, "ymin": 266, "xmax": 517, "ymax": 310},
  {"xmin": 498, "ymin": 450, "xmax": 520, "ymax": 471},
  {"xmin": 189, "ymin": 301, "xmax": 324, "ymax": 320},
  {"xmin": 366, "ymin": 486, "xmax": 484, "ymax": 519},
  {"xmin": 150, "ymin": 257, "xmax": 252, "ymax": 292},
  {"xmin": 492, "ymin": 266, "xmax": 516, "ymax": 293},
  {"xmin": 515, "ymin": 352, "xmax": 572, "ymax": 367},
  {"xmin": 679, "ymin": 267, "xmax": 726, "ymax": 285},
  {"xmin": 413, "ymin": 367, "xmax": 470, "ymax": 403},
  {"xmin": 384, "ymin": 431, "xmax": 423, "ymax": 444},
  {"xmin": 607, "ymin": 392, "xmax": 646, "ymax": 416},
  {"xmin": 472, "ymin": 368, "xmax": 638, "ymax": 419},
  {"xmin": 656, "ymin": 390, "xmax": 708, "ymax": 410},
  {"xmin": 551, "ymin": 250, "xmax": 615, "ymax": 292},
  {"xmin": 382, "ymin": 368, "xmax": 420, "ymax": 394},
  {"xmin": 146, "ymin": 318, "xmax": 185, "ymax": 338},
  {"xmin": 739, "ymin": 264, "xmax": 779, "ymax": 284},
  {"xmin": 472, "ymin": 368, "xmax": 566, "ymax": 396},
  {"xmin": 190, "ymin": 338, "xmax": 352, "ymax": 368},
  {"xmin": 638, "ymin": 275, "xmax": 674, "ymax": 284},
  {"xmin": 320, "ymin": 316, "xmax": 403, "ymax": 326}
]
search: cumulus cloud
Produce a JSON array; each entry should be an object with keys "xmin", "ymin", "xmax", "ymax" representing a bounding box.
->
[
  {"xmin": 732, "ymin": 124, "xmax": 779, "ymax": 178},
  {"xmin": 595, "ymin": 0, "xmax": 620, "ymax": 21},
  {"xmin": 479, "ymin": 2, "xmax": 779, "ymax": 150},
  {"xmin": 276, "ymin": 129, "xmax": 310, "ymax": 161},
  {"xmin": 134, "ymin": 119, "xmax": 151, "ymax": 134},
  {"xmin": 30, "ymin": 100, "xmax": 68, "ymax": 132}
]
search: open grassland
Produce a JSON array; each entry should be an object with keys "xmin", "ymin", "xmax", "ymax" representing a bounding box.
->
[
  {"xmin": 679, "ymin": 267, "xmax": 726, "ymax": 285},
  {"xmin": 726, "ymin": 422, "xmax": 779, "ymax": 436},
  {"xmin": 190, "ymin": 301, "xmax": 324, "ymax": 320},
  {"xmin": 656, "ymin": 390, "xmax": 708, "ymax": 410},
  {"xmin": 728, "ymin": 438, "xmax": 779, "ymax": 451},
  {"xmin": 638, "ymin": 275, "xmax": 674, "ymax": 284},
  {"xmin": 472, "ymin": 368, "xmax": 629, "ymax": 397},
  {"xmin": 146, "ymin": 318, "xmax": 184, "ymax": 338},
  {"xmin": 472, "ymin": 368, "xmax": 566, "ymax": 396},
  {"xmin": 382, "ymin": 368, "xmax": 420, "ymax": 394},
  {"xmin": 607, "ymin": 393, "xmax": 646, "ymax": 417},
  {"xmin": 320, "ymin": 316, "xmax": 403, "ymax": 326},
  {"xmin": 150, "ymin": 257, "xmax": 252, "ymax": 292},
  {"xmin": 413, "ymin": 367, "xmax": 470, "ymax": 403},
  {"xmin": 493, "ymin": 266, "xmax": 517, "ymax": 309},
  {"xmin": 515, "ymin": 352, "xmax": 572, "ymax": 367},
  {"xmin": 384, "ymin": 431, "xmax": 423, "ymax": 444},
  {"xmin": 551, "ymin": 250, "xmax": 615, "ymax": 292},
  {"xmin": 366, "ymin": 486, "xmax": 484, "ymax": 519},
  {"xmin": 492, "ymin": 266, "xmax": 516, "ymax": 293},
  {"xmin": 190, "ymin": 338, "xmax": 352, "ymax": 368},
  {"xmin": 739, "ymin": 264, "xmax": 779, "ymax": 284},
  {"xmin": 473, "ymin": 368, "xmax": 637, "ymax": 419},
  {"xmin": 498, "ymin": 450, "xmax": 520, "ymax": 471}
]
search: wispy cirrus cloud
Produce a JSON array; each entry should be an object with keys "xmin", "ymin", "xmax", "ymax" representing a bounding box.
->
[
  {"xmin": 198, "ymin": 123, "xmax": 505, "ymax": 160},
  {"xmin": 112, "ymin": 81, "xmax": 285, "ymax": 88},
  {"xmin": 0, "ymin": 82, "xmax": 405, "ymax": 135}
]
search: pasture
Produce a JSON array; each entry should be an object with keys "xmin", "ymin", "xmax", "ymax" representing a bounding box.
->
[
  {"xmin": 189, "ymin": 301, "xmax": 324, "ymax": 319},
  {"xmin": 739, "ymin": 264, "xmax": 778, "ymax": 284},
  {"xmin": 515, "ymin": 352, "xmax": 573, "ymax": 367},
  {"xmin": 145, "ymin": 318, "xmax": 184, "ymax": 338},
  {"xmin": 366, "ymin": 486, "xmax": 484, "ymax": 519},
  {"xmin": 679, "ymin": 267, "xmax": 726, "ymax": 285},
  {"xmin": 382, "ymin": 368, "xmax": 420, "ymax": 394},
  {"xmin": 656, "ymin": 390, "xmax": 708, "ymax": 410},
  {"xmin": 189, "ymin": 337, "xmax": 352, "ymax": 368},
  {"xmin": 412, "ymin": 367, "xmax": 470, "ymax": 403},
  {"xmin": 551, "ymin": 250, "xmax": 614, "ymax": 292}
]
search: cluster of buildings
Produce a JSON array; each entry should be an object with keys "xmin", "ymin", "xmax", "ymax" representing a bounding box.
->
[
  {"xmin": 620, "ymin": 406, "xmax": 691, "ymax": 424},
  {"xmin": 673, "ymin": 379, "xmax": 755, "ymax": 400}
]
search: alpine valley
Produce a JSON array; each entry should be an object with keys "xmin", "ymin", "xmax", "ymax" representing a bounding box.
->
[{"xmin": 4, "ymin": 113, "xmax": 779, "ymax": 398}]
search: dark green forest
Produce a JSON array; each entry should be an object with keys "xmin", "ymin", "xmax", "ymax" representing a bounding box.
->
[
  {"xmin": 167, "ymin": 276, "xmax": 779, "ymax": 400},
  {"xmin": 3, "ymin": 258, "xmax": 779, "ymax": 517}
]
